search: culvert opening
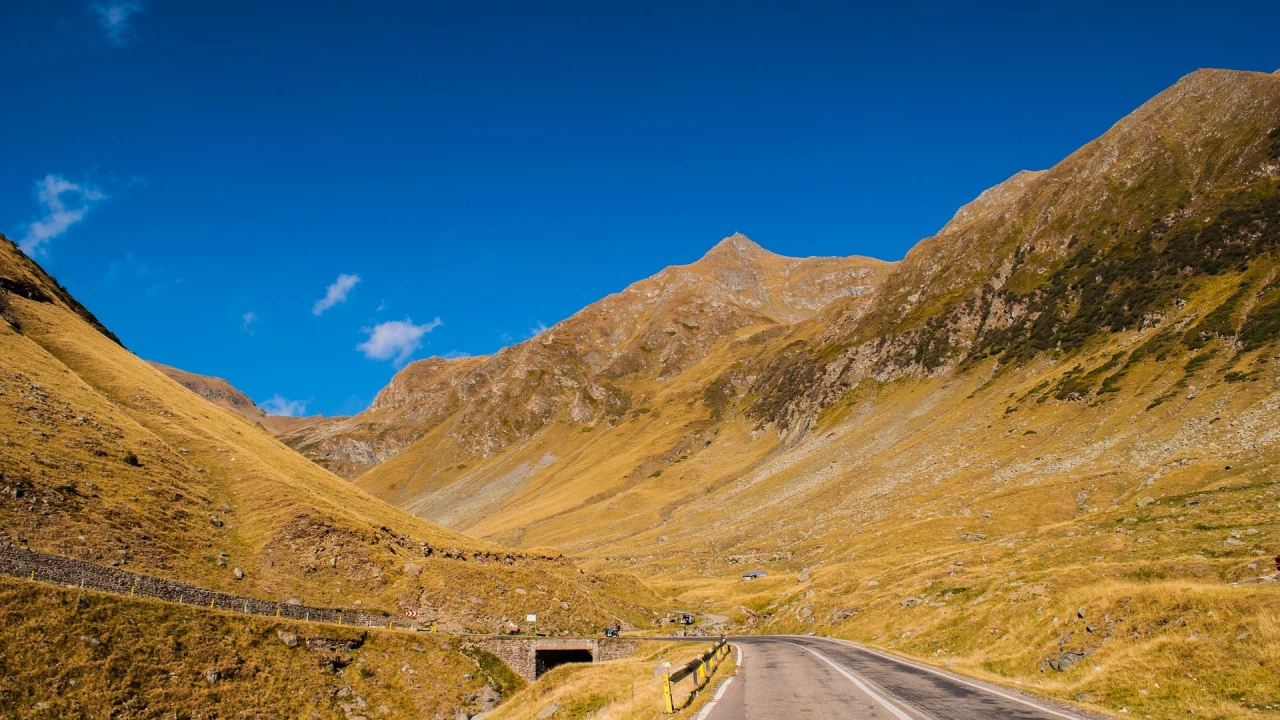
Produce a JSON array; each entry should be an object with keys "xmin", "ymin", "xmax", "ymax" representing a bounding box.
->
[{"xmin": 534, "ymin": 648, "xmax": 593, "ymax": 677}]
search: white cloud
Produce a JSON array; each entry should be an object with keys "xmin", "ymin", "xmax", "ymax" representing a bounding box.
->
[
  {"xmin": 312, "ymin": 273, "xmax": 360, "ymax": 315},
  {"xmin": 260, "ymin": 394, "xmax": 308, "ymax": 417},
  {"xmin": 241, "ymin": 311, "xmax": 259, "ymax": 334},
  {"xmin": 18, "ymin": 174, "xmax": 105, "ymax": 256},
  {"xmin": 440, "ymin": 350, "xmax": 471, "ymax": 360},
  {"xmin": 91, "ymin": 1, "xmax": 145, "ymax": 47},
  {"xmin": 527, "ymin": 321, "xmax": 549, "ymax": 339},
  {"xmin": 357, "ymin": 317, "xmax": 442, "ymax": 365}
]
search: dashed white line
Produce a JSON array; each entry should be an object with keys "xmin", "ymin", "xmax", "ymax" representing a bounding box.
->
[{"xmin": 784, "ymin": 641, "xmax": 916, "ymax": 720}]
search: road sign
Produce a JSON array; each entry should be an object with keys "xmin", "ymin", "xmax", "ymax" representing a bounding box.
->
[
  {"xmin": 526, "ymin": 613, "xmax": 537, "ymax": 622},
  {"xmin": 405, "ymin": 609, "xmax": 419, "ymax": 618}
]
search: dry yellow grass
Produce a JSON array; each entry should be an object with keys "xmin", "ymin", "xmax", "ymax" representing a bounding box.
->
[{"xmin": 0, "ymin": 577, "xmax": 509, "ymax": 719}]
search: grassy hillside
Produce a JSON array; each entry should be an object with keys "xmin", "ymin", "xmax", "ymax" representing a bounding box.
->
[
  {"xmin": 0, "ymin": 577, "xmax": 509, "ymax": 719},
  {"xmin": 0, "ymin": 232, "xmax": 670, "ymax": 713}
]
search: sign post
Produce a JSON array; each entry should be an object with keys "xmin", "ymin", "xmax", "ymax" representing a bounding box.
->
[{"xmin": 526, "ymin": 613, "xmax": 537, "ymax": 636}]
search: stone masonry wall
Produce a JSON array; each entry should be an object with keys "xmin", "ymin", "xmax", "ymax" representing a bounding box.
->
[{"xmin": 474, "ymin": 637, "xmax": 640, "ymax": 681}]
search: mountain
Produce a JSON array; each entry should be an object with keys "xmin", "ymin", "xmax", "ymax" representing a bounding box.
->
[
  {"xmin": 148, "ymin": 361, "xmax": 327, "ymax": 435},
  {"xmin": 0, "ymin": 234, "xmax": 661, "ymax": 716},
  {"xmin": 281, "ymin": 235, "xmax": 892, "ymax": 480},
  {"xmin": 293, "ymin": 68, "xmax": 1280, "ymax": 718}
]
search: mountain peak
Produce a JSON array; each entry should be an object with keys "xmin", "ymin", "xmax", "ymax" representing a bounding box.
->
[{"xmin": 700, "ymin": 233, "xmax": 770, "ymax": 263}]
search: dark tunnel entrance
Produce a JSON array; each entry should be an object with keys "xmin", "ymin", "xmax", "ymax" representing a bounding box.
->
[{"xmin": 534, "ymin": 648, "xmax": 593, "ymax": 677}]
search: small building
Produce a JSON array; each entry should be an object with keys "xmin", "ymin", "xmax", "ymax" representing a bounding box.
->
[{"xmin": 741, "ymin": 570, "xmax": 767, "ymax": 581}]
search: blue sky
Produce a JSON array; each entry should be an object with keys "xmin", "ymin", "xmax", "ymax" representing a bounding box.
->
[{"xmin": 3, "ymin": 1, "xmax": 1278, "ymax": 417}]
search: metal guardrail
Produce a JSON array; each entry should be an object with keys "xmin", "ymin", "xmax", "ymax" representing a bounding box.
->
[
  {"xmin": 661, "ymin": 637, "xmax": 730, "ymax": 714},
  {"xmin": 0, "ymin": 545, "xmax": 414, "ymax": 629}
]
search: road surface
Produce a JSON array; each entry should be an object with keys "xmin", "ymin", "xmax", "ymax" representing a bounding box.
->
[{"xmin": 698, "ymin": 636, "xmax": 1098, "ymax": 720}]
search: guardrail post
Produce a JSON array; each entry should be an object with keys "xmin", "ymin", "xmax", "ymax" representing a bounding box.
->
[{"xmin": 662, "ymin": 672, "xmax": 675, "ymax": 714}]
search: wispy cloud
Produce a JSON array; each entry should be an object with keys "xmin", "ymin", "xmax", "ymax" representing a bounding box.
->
[
  {"xmin": 241, "ymin": 312, "xmax": 259, "ymax": 334},
  {"xmin": 260, "ymin": 394, "xmax": 308, "ymax": 417},
  {"xmin": 357, "ymin": 317, "xmax": 442, "ymax": 365},
  {"xmin": 528, "ymin": 321, "xmax": 549, "ymax": 339},
  {"xmin": 91, "ymin": 1, "xmax": 145, "ymax": 47},
  {"xmin": 17, "ymin": 174, "xmax": 105, "ymax": 256},
  {"xmin": 440, "ymin": 350, "xmax": 471, "ymax": 360},
  {"xmin": 312, "ymin": 273, "xmax": 360, "ymax": 315}
]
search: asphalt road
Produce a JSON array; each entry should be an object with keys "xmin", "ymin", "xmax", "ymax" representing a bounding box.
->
[{"xmin": 698, "ymin": 636, "xmax": 1098, "ymax": 720}]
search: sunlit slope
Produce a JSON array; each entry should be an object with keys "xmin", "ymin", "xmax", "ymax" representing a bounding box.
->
[
  {"xmin": 0, "ymin": 235, "xmax": 660, "ymax": 634},
  {"xmin": 0, "ymin": 578, "xmax": 509, "ymax": 719}
]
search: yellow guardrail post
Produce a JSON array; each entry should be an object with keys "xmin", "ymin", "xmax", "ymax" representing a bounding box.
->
[{"xmin": 662, "ymin": 671, "xmax": 675, "ymax": 714}]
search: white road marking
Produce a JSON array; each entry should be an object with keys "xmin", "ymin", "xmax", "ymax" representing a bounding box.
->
[
  {"xmin": 824, "ymin": 638, "xmax": 1086, "ymax": 720},
  {"xmin": 693, "ymin": 676, "xmax": 735, "ymax": 719},
  {"xmin": 784, "ymin": 641, "xmax": 916, "ymax": 720}
]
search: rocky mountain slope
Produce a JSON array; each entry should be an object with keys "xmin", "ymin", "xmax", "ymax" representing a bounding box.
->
[
  {"xmin": 280, "ymin": 235, "xmax": 892, "ymax": 480},
  {"xmin": 288, "ymin": 68, "xmax": 1280, "ymax": 718},
  {"xmin": 0, "ymin": 234, "xmax": 662, "ymax": 715}
]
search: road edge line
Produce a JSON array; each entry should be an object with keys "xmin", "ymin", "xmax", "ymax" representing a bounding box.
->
[
  {"xmin": 823, "ymin": 638, "xmax": 1085, "ymax": 720},
  {"xmin": 693, "ymin": 643, "xmax": 741, "ymax": 720},
  {"xmin": 783, "ymin": 641, "xmax": 915, "ymax": 720}
]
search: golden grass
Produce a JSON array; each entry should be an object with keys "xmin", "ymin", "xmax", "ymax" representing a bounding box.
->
[{"xmin": 0, "ymin": 577, "xmax": 503, "ymax": 719}]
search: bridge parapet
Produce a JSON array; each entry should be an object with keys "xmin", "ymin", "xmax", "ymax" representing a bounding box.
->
[{"xmin": 474, "ymin": 637, "xmax": 639, "ymax": 681}]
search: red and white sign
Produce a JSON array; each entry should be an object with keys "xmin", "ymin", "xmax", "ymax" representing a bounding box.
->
[{"xmin": 405, "ymin": 610, "xmax": 419, "ymax": 618}]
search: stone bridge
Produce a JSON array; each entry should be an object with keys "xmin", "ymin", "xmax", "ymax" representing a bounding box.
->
[{"xmin": 474, "ymin": 636, "xmax": 640, "ymax": 681}]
